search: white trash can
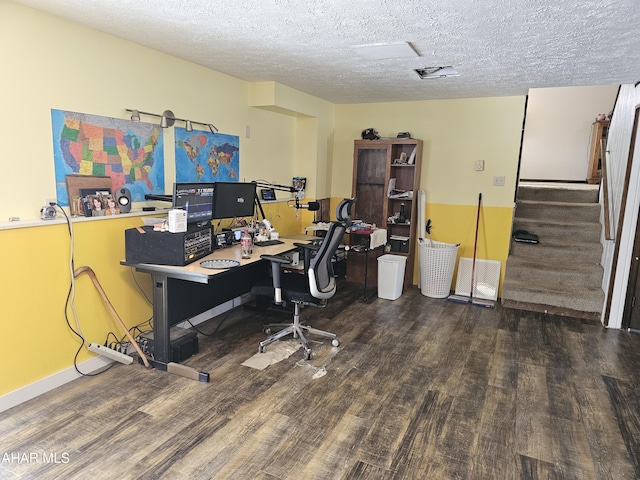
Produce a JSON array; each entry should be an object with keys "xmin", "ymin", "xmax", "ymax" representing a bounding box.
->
[{"xmin": 377, "ymin": 254, "xmax": 407, "ymax": 300}]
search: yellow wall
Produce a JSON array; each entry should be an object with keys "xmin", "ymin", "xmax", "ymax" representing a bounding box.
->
[
  {"xmin": 0, "ymin": 202, "xmax": 310, "ymax": 395},
  {"xmin": 424, "ymin": 203, "xmax": 514, "ymax": 291},
  {"xmin": 332, "ymin": 97, "xmax": 526, "ymax": 285},
  {"xmin": 0, "ymin": 1, "xmax": 326, "ymax": 397},
  {"xmin": 1, "ymin": 0, "xmax": 525, "ymax": 399},
  {"xmin": 333, "ymin": 97, "xmax": 526, "ymax": 206}
]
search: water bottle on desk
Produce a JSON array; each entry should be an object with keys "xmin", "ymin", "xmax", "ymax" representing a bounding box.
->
[{"xmin": 241, "ymin": 230, "xmax": 252, "ymax": 259}]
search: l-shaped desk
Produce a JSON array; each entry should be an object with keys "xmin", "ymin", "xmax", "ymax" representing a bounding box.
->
[{"xmin": 121, "ymin": 238, "xmax": 300, "ymax": 380}]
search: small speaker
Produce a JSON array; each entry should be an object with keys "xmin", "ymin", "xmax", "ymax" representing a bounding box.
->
[{"xmin": 116, "ymin": 188, "xmax": 131, "ymax": 213}]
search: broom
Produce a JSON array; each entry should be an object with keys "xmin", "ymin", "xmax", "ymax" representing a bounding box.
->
[
  {"xmin": 447, "ymin": 193, "xmax": 483, "ymax": 303},
  {"xmin": 469, "ymin": 194, "xmax": 495, "ymax": 308}
]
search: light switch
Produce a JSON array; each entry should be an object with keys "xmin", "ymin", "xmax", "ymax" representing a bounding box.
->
[{"xmin": 475, "ymin": 160, "xmax": 484, "ymax": 171}]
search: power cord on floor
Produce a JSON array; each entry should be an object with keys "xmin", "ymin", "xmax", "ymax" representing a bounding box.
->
[
  {"xmin": 186, "ymin": 308, "xmax": 239, "ymax": 337},
  {"xmin": 55, "ymin": 203, "xmax": 114, "ymax": 376}
]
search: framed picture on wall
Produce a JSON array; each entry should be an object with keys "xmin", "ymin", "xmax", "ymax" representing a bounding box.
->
[
  {"xmin": 65, "ymin": 174, "xmax": 112, "ymax": 216},
  {"xmin": 293, "ymin": 176, "xmax": 306, "ymax": 200},
  {"xmin": 79, "ymin": 188, "xmax": 112, "ymax": 217}
]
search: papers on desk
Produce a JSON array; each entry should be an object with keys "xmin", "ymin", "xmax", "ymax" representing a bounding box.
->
[
  {"xmin": 306, "ymin": 222, "xmax": 330, "ymax": 232},
  {"xmin": 369, "ymin": 229, "xmax": 387, "ymax": 249}
]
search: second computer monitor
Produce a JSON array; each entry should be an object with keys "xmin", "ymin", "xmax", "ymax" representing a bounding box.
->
[{"xmin": 212, "ymin": 182, "xmax": 256, "ymax": 219}]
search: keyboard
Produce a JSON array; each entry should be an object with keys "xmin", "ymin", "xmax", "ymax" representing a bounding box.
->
[{"xmin": 254, "ymin": 239, "xmax": 285, "ymax": 247}]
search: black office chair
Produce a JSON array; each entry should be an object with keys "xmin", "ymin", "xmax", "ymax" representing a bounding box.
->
[{"xmin": 253, "ymin": 198, "xmax": 354, "ymax": 360}]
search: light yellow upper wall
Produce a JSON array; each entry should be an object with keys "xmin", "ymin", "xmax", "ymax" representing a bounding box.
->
[
  {"xmin": 333, "ymin": 96, "xmax": 526, "ymax": 207},
  {"xmin": 1, "ymin": 1, "xmax": 334, "ymax": 221},
  {"xmin": 250, "ymin": 81, "xmax": 336, "ymax": 199},
  {"xmin": 0, "ymin": 1, "xmax": 330, "ymax": 397}
]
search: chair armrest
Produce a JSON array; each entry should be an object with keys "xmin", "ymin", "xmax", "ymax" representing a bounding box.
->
[
  {"xmin": 293, "ymin": 241, "xmax": 320, "ymax": 251},
  {"xmin": 293, "ymin": 242, "xmax": 320, "ymax": 272},
  {"xmin": 260, "ymin": 254, "xmax": 292, "ymax": 305},
  {"xmin": 260, "ymin": 254, "xmax": 292, "ymax": 265}
]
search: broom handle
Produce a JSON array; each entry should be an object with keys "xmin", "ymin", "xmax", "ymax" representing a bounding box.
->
[
  {"xmin": 74, "ymin": 266, "xmax": 150, "ymax": 368},
  {"xmin": 470, "ymin": 193, "xmax": 482, "ymax": 301}
]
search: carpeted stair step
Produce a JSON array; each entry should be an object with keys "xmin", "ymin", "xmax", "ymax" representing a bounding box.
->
[
  {"xmin": 503, "ymin": 183, "xmax": 604, "ymax": 318},
  {"xmin": 501, "ymin": 278, "xmax": 604, "ymax": 314},
  {"xmin": 516, "ymin": 200, "xmax": 601, "ymax": 223},
  {"xmin": 510, "ymin": 240, "xmax": 602, "ymax": 265},
  {"xmin": 513, "ymin": 217, "xmax": 601, "ymax": 244},
  {"xmin": 505, "ymin": 257, "xmax": 603, "ymax": 288},
  {"xmin": 517, "ymin": 185, "xmax": 599, "ymax": 203}
]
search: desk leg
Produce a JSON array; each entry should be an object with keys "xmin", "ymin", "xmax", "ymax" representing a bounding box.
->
[
  {"xmin": 363, "ymin": 249, "xmax": 369, "ymax": 301},
  {"xmin": 151, "ymin": 272, "xmax": 171, "ymax": 364},
  {"xmin": 361, "ymin": 248, "xmax": 380, "ymax": 303},
  {"xmin": 149, "ymin": 272, "xmax": 209, "ymax": 383}
]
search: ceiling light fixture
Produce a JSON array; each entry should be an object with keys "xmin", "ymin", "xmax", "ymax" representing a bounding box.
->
[
  {"xmin": 125, "ymin": 108, "xmax": 218, "ymax": 134},
  {"xmin": 414, "ymin": 66, "xmax": 460, "ymax": 79},
  {"xmin": 351, "ymin": 41, "xmax": 420, "ymax": 60}
]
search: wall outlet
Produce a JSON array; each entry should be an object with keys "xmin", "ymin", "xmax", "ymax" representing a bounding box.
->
[
  {"xmin": 44, "ymin": 197, "xmax": 56, "ymax": 206},
  {"xmin": 475, "ymin": 160, "xmax": 485, "ymax": 171},
  {"xmin": 493, "ymin": 175, "xmax": 506, "ymax": 186}
]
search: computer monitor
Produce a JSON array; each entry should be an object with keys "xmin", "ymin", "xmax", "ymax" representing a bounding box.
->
[
  {"xmin": 212, "ymin": 182, "xmax": 256, "ymax": 219},
  {"xmin": 172, "ymin": 182, "xmax": 215, "ymax": 226}
]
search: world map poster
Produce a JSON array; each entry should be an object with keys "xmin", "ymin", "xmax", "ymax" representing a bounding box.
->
[
  {"xmin": 51, "ymin": 109, "xmax": 165, "ymax": 206},
  {"xmin": 175, "ymin": 127, "xmax": 239, "ymax": 183}
]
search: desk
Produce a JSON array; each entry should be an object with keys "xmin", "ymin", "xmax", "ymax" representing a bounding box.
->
[{"xmin": 121, "ymin": 239, "xmax": 299, "ymax": 379}]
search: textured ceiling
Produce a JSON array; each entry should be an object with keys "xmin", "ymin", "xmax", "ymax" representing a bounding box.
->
[{"xmin": 12, "ymin": 0, "xmax": 640, "ymax": 103}]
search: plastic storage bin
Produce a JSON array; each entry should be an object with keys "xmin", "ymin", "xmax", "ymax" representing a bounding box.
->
[
  {"xmin": 377, "ymin": 254, "xmax": 407, "ymax": 300},
  {"xmin": 419, "ymin": 240, "xmax": 459, "ymax": 298}
]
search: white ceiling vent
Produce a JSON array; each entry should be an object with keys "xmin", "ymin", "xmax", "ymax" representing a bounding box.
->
[
  {"xmin": 415, "ymin": 66, "xmax": 460, "ymax": 79},
  {"xmin": 351, "ymin": 42, "xmax": 420, "ymax": 60}
]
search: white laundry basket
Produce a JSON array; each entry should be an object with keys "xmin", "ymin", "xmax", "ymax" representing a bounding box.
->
[{"xmin": 419, "ymin": 240, "xmax": 459, "ymax": 298}]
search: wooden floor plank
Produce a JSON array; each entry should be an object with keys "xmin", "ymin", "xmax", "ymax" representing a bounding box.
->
[{"xmin": 1, "ymin": 284, "xmax": 639, "ymax": 479}]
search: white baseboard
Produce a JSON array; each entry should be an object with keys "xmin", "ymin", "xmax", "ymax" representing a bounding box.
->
[
  {"xmin": 1, "ymin": 294, "xmax": 255, "ymax": 414},
  {"xmin": 0, "ymin": 355, "xmax": 113, "ymax": 414}
]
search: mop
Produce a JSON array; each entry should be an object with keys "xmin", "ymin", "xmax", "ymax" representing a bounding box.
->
[{"xmin": 447, "ymin": 193, "xmax": 495, "ymax": 307}]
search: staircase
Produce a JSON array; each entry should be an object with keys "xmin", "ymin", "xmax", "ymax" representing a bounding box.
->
[{"xmin": 501, "ymin": 183, "xmax": 605, "ymax": 321}]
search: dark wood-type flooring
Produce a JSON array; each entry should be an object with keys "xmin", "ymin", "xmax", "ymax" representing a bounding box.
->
[{"xmin": 1, "ymin": 281, "xmax": 639, "ymax": 479}]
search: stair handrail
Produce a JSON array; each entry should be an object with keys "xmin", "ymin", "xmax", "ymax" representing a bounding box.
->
[{"xmin": 601, "ymin": 137, "xmax": 614, "ymax": 240}]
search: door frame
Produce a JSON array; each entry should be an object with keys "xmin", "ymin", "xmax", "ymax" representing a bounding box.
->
[{"xmin": 620, "ymin": 106, "xmax": 640, "ymax": 329}]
